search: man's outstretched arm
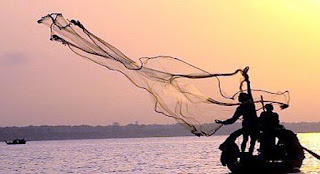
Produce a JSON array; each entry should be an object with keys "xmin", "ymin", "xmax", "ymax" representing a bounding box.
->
[
  {"xmin": 242, "ymin": 67, "xmax": 253, "ymax": 101},
  {"xmin": 216, "ymin": 107, "xmax": 242, "ymax": 125}
]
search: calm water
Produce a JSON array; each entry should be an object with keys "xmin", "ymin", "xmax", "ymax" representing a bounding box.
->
[{"xmin": 0, "ymin": 133, "xmax": 319, "ymax": 173}]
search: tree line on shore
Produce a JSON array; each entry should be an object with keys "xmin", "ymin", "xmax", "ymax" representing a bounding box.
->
[{"xmin": 0, "ymin": 122, "xmax": 319, "ymax": 141}]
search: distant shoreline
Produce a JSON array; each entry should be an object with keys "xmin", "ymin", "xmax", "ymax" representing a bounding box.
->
[
  {"xmin": 9, "ymin": 132, "xmax": 320, "ymax": 143},
  {"xmin": 1, "ymin": 122, "xmax": 319, "ymax": 141}
]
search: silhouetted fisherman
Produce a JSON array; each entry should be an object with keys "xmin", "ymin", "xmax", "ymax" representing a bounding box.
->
[
  {"xmin": 216, "ymin": 68, "xmax": 258, "ymax": 154},
  {"xmin": 259, "ymin": 103, "xmax": 280, "ymax": 159}
]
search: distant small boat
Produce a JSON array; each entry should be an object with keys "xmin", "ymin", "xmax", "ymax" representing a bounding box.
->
[{"xmin": 5, "ymin": 139, "xmax": 26, "ymax": 145}]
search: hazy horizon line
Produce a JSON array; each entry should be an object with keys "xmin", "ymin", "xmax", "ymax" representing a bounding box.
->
[{"xmin": 2, "ymin": 121, "xmax": 320, "ymax": 128}]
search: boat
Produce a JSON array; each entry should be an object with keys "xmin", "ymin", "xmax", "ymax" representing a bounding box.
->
[
  {"xmin": 219, "ymin": 127, "xmax": 305, "ymax": 173},
  {"xmin": 5, "ymin": 139, "xmax": 27, "ymax": 145}
]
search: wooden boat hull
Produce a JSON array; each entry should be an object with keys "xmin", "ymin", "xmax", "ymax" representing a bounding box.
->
[
  {"xmin": 219, "ymin": 128, "xmax": 304, "ymax": 173},
  {"xmin": 226, "ymin": 153, "xmax": 302, "ymax": 173}
]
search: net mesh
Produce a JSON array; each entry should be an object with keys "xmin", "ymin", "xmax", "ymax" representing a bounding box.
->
[{"xmin": 38, "ymin": 13, "xmax": 290, "ymax": 136}]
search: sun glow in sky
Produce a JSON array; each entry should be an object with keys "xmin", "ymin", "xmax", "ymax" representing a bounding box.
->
[{"xmin": 1, "ymin": 1, "xmax": 320, "ymax": 126}]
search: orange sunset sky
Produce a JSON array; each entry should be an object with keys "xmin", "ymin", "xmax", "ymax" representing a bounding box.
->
[{"xmin": 1, "ymin": 1, "xmax": 320, "ymax": 126}]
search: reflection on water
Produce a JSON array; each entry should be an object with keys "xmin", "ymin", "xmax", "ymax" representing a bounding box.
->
[
  {"xmin": 0, "ymin": 133, "xmax": 318, "ymax": 173},
  {"xmin": 298, "ymin": 133, "xmax": 320, "ymax": 173}
]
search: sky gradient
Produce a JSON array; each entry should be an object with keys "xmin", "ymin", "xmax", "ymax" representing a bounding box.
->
[{"xmin": 1, "ymin": 1, "xmax": 320, "ymax": 126}]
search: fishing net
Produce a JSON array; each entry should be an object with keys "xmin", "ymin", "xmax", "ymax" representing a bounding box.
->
[{"xmin": 38, "ymin": 13, "xmax": 290, "ymax": 136}]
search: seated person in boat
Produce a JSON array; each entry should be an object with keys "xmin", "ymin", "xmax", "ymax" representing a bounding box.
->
[{"xmin": 259, "ymin": 103, "xmax": 280, "ymax": 159}]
